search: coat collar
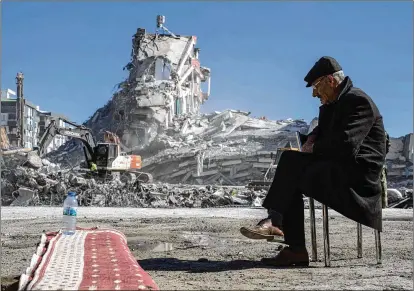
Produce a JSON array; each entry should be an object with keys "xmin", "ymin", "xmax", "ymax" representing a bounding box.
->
[{"xmin": 336, "ymin": 76, "xmax": 353, "ymax": 101}]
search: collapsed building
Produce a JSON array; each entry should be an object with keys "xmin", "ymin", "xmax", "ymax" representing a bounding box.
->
[
  {"xmin": 140, "ymin": 112, "xmax": 308, "ymax": 185},
  {"xmin": 84, "ymin": 16, "xmax": 211, "ymax": 151}
]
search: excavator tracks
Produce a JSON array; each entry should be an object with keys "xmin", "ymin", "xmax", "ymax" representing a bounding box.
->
[
  {"xmin": 95, "ymin": 170, "xmax": 153, "ymax": 184},
  {"xmin": 128, "ymin": 170, "xmax": 154, "ymax": 183}
]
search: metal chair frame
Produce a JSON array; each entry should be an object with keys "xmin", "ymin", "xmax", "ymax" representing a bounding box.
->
[{"xmin": 308, "ymin": 199, "xmax": 382, "ymax": 267}]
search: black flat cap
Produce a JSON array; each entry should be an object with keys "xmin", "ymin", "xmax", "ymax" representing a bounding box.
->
[{"xmin": 304, "ymin": 56, "xmax": 342, "ymax": 87}]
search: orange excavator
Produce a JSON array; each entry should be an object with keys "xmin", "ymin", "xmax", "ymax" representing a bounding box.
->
[{"xmin": 35, "ymin": 118, "xmax": 153, "ymax": 183}]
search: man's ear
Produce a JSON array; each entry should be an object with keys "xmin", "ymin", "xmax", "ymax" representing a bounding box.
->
[{"xmin": 327, "ymin": 75, "xmax": 335, "ymax": 87}]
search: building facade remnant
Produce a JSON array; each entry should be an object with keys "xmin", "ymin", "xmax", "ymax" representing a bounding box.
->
[{"xmin": 1, "ymin": 73, "xmax": 70, "ymax": 151}]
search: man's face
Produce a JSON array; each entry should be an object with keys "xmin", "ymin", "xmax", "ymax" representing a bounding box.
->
[{"xmin": 311, "ymin": 75, "xmax": 337, "ymax": 105}]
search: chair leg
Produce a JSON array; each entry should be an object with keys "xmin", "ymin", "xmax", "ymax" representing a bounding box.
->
[
  {"xmin": 322, "ymin": 204, "xmax": 331, "ymax": 267},
  {"xmin": 357, "ymin": 223, "xmax": 363, "ymax": 258},
  {"xmin": 375, "ymin": 230, "xmax": 382, "ymax": 264},
  {"xmin": 308, "ymin": 198, "xmax": 317, "ymax": 262}
]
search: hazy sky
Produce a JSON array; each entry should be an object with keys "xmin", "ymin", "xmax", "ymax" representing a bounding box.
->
[{"xmin": 1, "ymin": 1, "xmax": 412, "ymax": 137}]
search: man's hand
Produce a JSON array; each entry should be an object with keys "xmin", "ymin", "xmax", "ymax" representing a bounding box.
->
[
  {"xmin": 301, "ymin": 134, "xmax": 316, "ymax": 153},
  {"xmin": 302, "ymin": 141, "xmax": 313, "ymax": 153}
]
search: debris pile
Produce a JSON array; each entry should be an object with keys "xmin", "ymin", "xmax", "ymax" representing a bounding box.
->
[
  {"xmin": 1, "ymin": 149, "xmax": 411, "ymax": 209},
  {"xmin": 387, "ymin": 188, "xmax": 413, "ymax": 209},
  {"xmin": 140, "ymin": 111, "xmax": 308, "ymax": 185},
  {"xmin": 43, "ymin": 110, "xmax": 310, "ymax": 185},
  {"xmin": 1, "ymin": 154, "xmax": 271, "ymax": 207},
  {"xmin": 386, "ymin": 133, "xmax": 413, "ymax": 189}
]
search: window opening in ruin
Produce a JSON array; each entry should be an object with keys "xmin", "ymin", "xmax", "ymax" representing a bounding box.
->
[
  {"xmin": 155, "ymin": 58, "xmax": 171, "ymax": 81},
  {"xmin": 163, "ymin": 62, "xmax": 171, "ymax": 80}
]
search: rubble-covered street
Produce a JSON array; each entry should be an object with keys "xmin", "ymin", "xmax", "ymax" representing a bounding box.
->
[{"xmin": 1, "ymin": 207, "xmax": 413, "ymax": 290}]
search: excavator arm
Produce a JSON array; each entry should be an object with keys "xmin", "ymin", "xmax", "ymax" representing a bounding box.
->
[{"xmin": 36, "ymin": 118, "xmax": 97, "ymax": 168}]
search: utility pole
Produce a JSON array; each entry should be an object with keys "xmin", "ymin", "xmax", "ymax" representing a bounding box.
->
[{"xmin": 16, "ymin": 72, "xmax": 25, "ymax": 147}]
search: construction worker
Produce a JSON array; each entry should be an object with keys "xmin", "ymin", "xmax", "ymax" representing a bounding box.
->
[{"xmin": 90, "ymin": 162, "xmax": 98, "ymax": 172}]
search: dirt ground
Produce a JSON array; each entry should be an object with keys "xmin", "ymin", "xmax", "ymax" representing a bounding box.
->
[{"xmin": 1, "ymin": 207, "xmax": 413, "ymax": 290}]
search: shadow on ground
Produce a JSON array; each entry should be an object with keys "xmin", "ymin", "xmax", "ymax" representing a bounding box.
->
[
  {"xmin": 139, "ymin": 258, "xmax": 315, "ymax": 273},
  {"xmin": 1, "ymin": 277, "xmax": 19, "ymax": 291}
]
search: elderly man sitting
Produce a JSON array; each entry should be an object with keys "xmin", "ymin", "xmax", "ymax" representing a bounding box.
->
[{"xmin": 240, "ymin": 56, "xmax": 387, "ymax": 267}]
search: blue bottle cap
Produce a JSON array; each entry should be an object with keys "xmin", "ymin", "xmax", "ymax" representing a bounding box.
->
[{"xmin": 68, "ymin": 192, "xmax": 76, "ymax": 197}]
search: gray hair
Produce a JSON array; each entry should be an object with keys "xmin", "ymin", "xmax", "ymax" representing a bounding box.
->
[{"xmin": 332, "ymin": 70, "xmax": 345, "ymax": 84}]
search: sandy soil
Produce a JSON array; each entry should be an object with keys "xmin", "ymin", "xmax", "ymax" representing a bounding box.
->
[{"xmin": 1, "ymin": 207, "xmax": 413, "ymax": 290}]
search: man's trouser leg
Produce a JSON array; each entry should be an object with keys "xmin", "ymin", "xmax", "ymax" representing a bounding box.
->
[
  {"xmin": 267, "ymin": 208, "xmax": 283, "ymax": 229},
  {"xmin": 262, "ymin": 150, "xmax": 314, "ymax": 247},
  {"xmin": 263, "ymin": 150, "xmax": 313, "ymax": 212},
  {"xmin": 282, "ymin": 191, "xmax": 306, "ymax": 248}
]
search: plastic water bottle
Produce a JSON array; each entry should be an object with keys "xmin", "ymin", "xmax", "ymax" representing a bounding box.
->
[{"xmin": 62, "ymin": 192, "xmax": 78, "ymax": 235}]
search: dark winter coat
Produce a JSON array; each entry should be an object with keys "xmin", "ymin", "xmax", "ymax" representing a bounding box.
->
[{"xmin": 281, "ymin": 77, "xmax": 386, "ymax": 231}]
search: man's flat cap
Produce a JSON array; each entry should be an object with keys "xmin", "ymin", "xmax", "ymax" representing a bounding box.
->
[{"xmin": 304, "ymin": 56, "xmax": 342, "ymax": 87}]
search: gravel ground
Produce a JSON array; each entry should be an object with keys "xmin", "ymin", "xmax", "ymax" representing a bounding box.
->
[{"xmin": 1, "ymin": 207, "xmax": 413, "ymax": 290}]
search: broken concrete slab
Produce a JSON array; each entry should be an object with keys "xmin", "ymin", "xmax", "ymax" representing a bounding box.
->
[
  {"xmin": 25, "ymin": 152, "xmax": 43, "ymax": 169},
  {"xmin": 10, "ymin": 188, "xmax": 35, "ymax": 206}
]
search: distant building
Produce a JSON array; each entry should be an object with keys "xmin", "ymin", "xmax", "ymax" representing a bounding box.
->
[
  {"xmin": 1, "ymin": 88, "xmax": 69, "ymax": 151},
  {"xmin": 38, "ymin": 111, "xmax": 70, "ymax": 154},
  {"xmin": 0, "ymin": 89, "xmax": 19, "ymax": 146}
]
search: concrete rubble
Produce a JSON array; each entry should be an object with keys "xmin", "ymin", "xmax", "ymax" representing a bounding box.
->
[
  {"xmin": 1, "ymin": 157, "xmax": 269, "ymax": 207},
  {"xmin": 140, "ymin": 112, "xmax": 309, "ymax": 185},
  {"xmin": 1, "ymin": 149, "xmax": 271, "ymax": 207},
  {"xmin": 1, "ymin": 143, "xmax": 412, "ymax": 209}
]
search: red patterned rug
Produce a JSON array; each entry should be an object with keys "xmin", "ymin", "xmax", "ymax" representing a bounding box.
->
[{"xmin": 18, "ymin": 227, "xmax": 159, "ymax": 291}]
